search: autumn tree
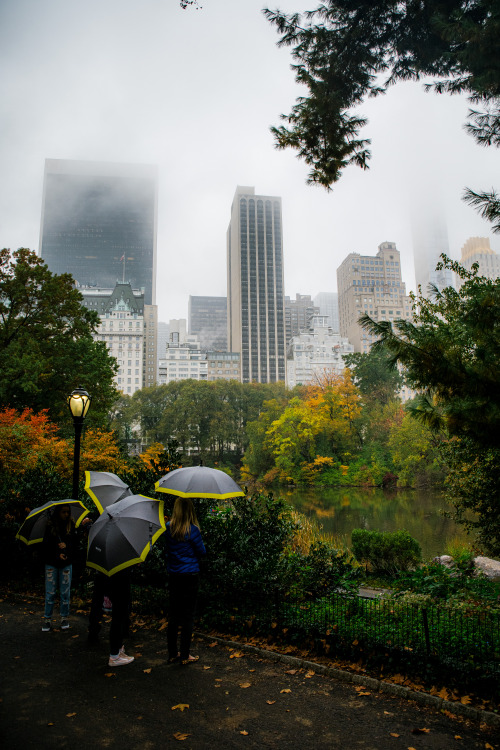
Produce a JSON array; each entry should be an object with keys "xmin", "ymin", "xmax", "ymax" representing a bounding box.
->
[
  {"xmin": 0, "ymin": 248, "xmax": 118, "ymax": 425},
  {"xmin": 264, "ymin": 1, "xmax": 499, "ymax": 228}
]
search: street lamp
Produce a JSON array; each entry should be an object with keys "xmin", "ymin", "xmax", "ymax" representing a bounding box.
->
[{"xmin": 67, "ymin": 386, "xmax": 91, "ymax": 500}]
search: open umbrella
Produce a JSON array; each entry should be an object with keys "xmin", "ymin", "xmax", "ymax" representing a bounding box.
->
[
  {"xmin": 84, "ymin": 471, "xmax": 133, "ymax": 514},
  {"xmin": 86, "ymin": 494, "xmax": 166, "ymax": 576},
  {"xmin": 155, "ymin": 466, "xmax": 244, "ymax": 499},
  {"xmin": 16, "ymin": 499, "xmax": 90, "ymax": 546}
]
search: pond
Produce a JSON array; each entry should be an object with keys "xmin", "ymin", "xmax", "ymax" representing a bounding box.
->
[{"xmin": 277, "ymin": 486, "xmax": 469, "ymax": 560}]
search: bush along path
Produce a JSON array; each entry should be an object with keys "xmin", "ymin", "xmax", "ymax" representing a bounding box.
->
[{"xmin": 0, "ymin": 589, "xmax": 498, "ymax": 750}]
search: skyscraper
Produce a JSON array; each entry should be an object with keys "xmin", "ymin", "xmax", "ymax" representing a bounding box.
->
[
  {"xmin": 284, "ymin": 294, "xmax": 319, "ymax": 344},
  {"xmin": 314, "ymin": 292, "xmax": 339, "ymax": 333},
  {"xmin": 39, "ymin": 159, "xmax": 158, "ymax": 304},
  {"xmin": 458, "ymin": 237, "xmax": 500, "ymax": 286},
  {"xmin": 337, "ymin": 242, "xmax": 412, "ymax": 352},
  {"xmin": 188, "ymin": 295, "xmax": 227, "ymax": 351},
  {"xmin": 412, "ymin": 200, "xmax": 454, "ymax": 294},
  {"xmin": 227, "ymin": 186, "xmax": 286, "ymax": 383}
]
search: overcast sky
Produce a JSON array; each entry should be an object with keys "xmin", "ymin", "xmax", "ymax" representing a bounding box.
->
[{"xmin": 1, "ymin": 0, "xmax": 499, "ymax": 323}]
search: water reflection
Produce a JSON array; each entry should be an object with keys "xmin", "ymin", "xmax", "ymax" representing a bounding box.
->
[{"xmin": 278, "ymin": 486, "xmax": 468, "ymax": 559}]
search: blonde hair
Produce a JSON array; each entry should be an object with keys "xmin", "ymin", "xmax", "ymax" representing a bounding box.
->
[{"xmin": 170, "ymin": 497, "xmax": 199, "ymax": 541}]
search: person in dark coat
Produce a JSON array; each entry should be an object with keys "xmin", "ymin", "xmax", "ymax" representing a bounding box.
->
[
  {"xmin": 42, "ymin": 504, "xmax": 89, "ymax": 631},
  {"xmin": 164, "ymin": 497, "xmax": 206, "ymax": 664},
  {"xmin": 88, "ymin": 570, "xmax": 134, "ymax": 667}
]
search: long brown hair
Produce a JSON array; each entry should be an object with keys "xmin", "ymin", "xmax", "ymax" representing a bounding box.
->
[
  {"xmin": 49, "ymin": 505, "xmax": 74, "ymax": 537},
  {"xmin": 169, "ymin": 497, "xmax": 199, "ymax": 541}
]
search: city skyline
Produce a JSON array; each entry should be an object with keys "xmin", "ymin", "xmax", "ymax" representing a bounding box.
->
[{"xmin": 1, "ymin": 0, "xmax": 499, "ymax": 324}]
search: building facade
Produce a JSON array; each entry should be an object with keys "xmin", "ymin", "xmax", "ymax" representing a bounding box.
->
[
  {"xmin": 458, "ymin": 237, "xmax": 500, "ymax": 284},
  {"xmin": 285, "ymin": 294, "xmax": 319, "ymax": 344},
  {"xmin": 188, "ymin": 295, "xmax": 227, "ymax": 351},
  {"xmin": 206, "ymin": 351, "xmax": 241, "ymax": 381},
  {"xmin": 227, "ymin": 186, "xmax": 286, "ymax": 383},
  {"xmin": 80, "ymin": 283, "xmax": 147, "ymax": 395},
  {"xmin": 313, "ymin": 292, "xmax": 339, "ymax": 332},
  {"xmin": 39, "ymin": 158, "xmax": 158, "ymax": 305},
  {"xmin": 287, "ymin": 316, "xmax": 354, "ymax": 387},
  {"xmin": 337, "ymin": 242, "xmax": 413, "ymax": 352}
]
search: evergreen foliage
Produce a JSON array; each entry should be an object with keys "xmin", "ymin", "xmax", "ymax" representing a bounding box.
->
[
  {"xmin": 264, "ymin": 1, "xmax": 499, "ymax": 226},
  {"xmin": 351, "ymin": 528, "xmax": 422, "ymax": 575}
]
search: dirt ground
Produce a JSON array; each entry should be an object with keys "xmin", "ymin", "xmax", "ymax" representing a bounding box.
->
[{"xmin": 0, "ymin": 592, "xmax": 498, "ymax": 750}]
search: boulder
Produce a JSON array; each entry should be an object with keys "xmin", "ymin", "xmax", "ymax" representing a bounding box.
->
[{"xmin": 474, "ymin": 556, "xmax": 500, "ymax": 582}]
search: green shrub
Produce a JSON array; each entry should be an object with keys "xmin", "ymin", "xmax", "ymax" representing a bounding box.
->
[{"xmin": 351, "ymin": 528, "xmax": 422, "ymax": 575}]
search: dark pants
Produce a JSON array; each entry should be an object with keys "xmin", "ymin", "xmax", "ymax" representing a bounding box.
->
[
  {"xmin": 167, "ymin": 573, "xmax": 199, "ymax": 660},
  {"xmin": 89, "ymin": 571, "xmax": 131, "ymax": 655}
]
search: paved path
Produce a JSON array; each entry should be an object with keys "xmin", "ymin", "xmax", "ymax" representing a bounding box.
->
[{"xmin": 0, "ymin": 593, "xmax": 497, "ymax": 750}]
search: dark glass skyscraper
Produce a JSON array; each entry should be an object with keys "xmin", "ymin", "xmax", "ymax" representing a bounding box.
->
[
  {"xmin": 188, "ymin": 295, "xmax": 227, "ymax": 351},
  {"xmin": 227, "ymin": 186, "xmax": 286, "ymax": 383},
  {"xmin": 39, "ymin": 159, "xmax": 158, "ymax": 304}
]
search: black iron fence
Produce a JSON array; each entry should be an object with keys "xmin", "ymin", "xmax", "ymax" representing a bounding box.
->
[{"xmin": 197, "ymin": 577, "xmax": 500, "ymax": 679}]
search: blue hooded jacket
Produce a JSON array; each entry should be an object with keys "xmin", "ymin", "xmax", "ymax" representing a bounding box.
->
[{"xmin": 164, "ymin": 522, "xmax": 206, "ymax": 574}]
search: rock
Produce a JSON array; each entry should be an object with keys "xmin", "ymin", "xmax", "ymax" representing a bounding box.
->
[
  {"xmin": 433, "ymin": 555, "xmax": 454, "ymax": 569},
  {"xmin": 473, "ymin": 556, "xmax": 500, "ymax": 581}
]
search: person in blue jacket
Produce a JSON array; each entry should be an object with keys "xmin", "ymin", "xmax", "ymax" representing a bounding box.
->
[{"xmin": 164, "ymin": 496, "xmax": 206, "ymax": 664}]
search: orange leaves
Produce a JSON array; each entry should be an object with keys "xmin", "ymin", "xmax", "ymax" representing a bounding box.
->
[
  {"xmin": 280, "ymin": 689, "xmax": 292, "ymax": 694},
  {"xmin": 239, "ymin": 683, "xmax": 251, "ymax": 689},
  {"xmin": 173, "ymin": 732, "xmax": 190, "ymax": 741},
  {"xmin": 240, "ymin": 730, "xmax": 249, "ymax": 735},
  {"xmin": 171, "ymin": 704, "xmax": 189, "ymax": 711},
  {"xmin": 143, "ymin": 668, "xmax": 152, "ymax": 674},
  {"xmin": 230, "ymin": 651, "xmax": 244, "ymax": 659}
]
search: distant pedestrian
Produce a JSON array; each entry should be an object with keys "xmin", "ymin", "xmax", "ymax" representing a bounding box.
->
[
  {"xmin": 88, "ymin": 570, "xmax": 134, "ymax": 666},
  {"xmin": 164, "ymin": 497, "xmax": 206, "ymax": 664},
  {"xmin": 41, "ymin": 504, "xmax": 90, "ymax": 631}
]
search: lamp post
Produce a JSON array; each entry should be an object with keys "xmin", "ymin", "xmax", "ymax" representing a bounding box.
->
[{"xmin": 67, "ymin": 386, "xmax": 91, "ymax": 500}]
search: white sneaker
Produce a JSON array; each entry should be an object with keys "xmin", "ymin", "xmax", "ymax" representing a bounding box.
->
[
  {"xmin": 108, "ymin": 653, "xmax": 134, "ymax": 666},
  {"xmin": 61, "ymin": 619, "xmax": 70, "ymax": 630},
  {"xmin": 42, "ymin": 620, "xmax": 51, "ymax": 632}
]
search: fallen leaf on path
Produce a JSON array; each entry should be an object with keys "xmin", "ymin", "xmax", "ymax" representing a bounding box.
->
[
  {"xmin": 280, "ymin": 689, "xmax": 292, "ymax": 694},
  {"xmin": 66, "ymin": 713, "xmax": 76, "ymax": 718},
  {"xmin": 72, "ymin": 635, "xmax": 79, "ymax": 639},
  {"xmin": 285, "ymin": 669, "xmax": 297, "ymax": 675},
  {"xmin": 173, "ymin": 732, "xmax": 190, "ymax": 741},
  {"xmin": 239, "ymin": 683, "xmax": 251, "ymax": 689},
  {"xmin": 460, "ymin": 696, "xmax": 472, "ymax": 705},
  {"xmin": 230, "ymin": 651, "xmax": 244, "ymax": 659},
  {"xmin": 249, "ymin": 669, "xmax": 255, "ymax": 672},
  {"xmin": 357, "ymin": 692, "xmax": 371, "ymax": 696},
  {"xmin": 47, "ymin": 722, "xmax": 55, "ymax": 726},
  {"xmin": 171, "ymin": 704, "xmax": 189, "ymax": 711},
  {"xmin": 485, "ymin": 744, "xmax": 494, "ymax": 750},
  {"xmin": 411, "ymin": 728, "xmax": 430, "ymax": 734},
  {"xmin": 240, "ymin": 731, "xmax": 248, "ymax": 735},
  {"xmin": 209, "ymin": 642, "xmax": 217, "ymax": 648},
  {"xmin": 305, "ymin": 671, "xmax": 315, "ymax": 678},
  {"xmin": 104, "ymin": 673, "xmax": 115, "ymax": 678},
  {"xmin": 158, "ymin": 622, "xmax": 167, "ymax": 631},
  {"xmin": 454, "ymin": 736, "xmax": 462, "ymax": 740},
  {"xmin": 390, "ymin": 733, "xmax": 400, "ymax": 737},
  {"xmin": 143, "ymin": 668, "xmax": 152, "ymax": 674},
  {"xmin": 266, "ymin": 700, "xmax": 276, "ymax": 705},
  {"xmin": 203, "ymin": 666, "xmax": 211, "ymax": 670}
]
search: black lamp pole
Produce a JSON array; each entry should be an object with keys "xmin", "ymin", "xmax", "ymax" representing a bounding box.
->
[{"xmin": 67, "ymin": 387, "xmax": 91, "ymax": 500}]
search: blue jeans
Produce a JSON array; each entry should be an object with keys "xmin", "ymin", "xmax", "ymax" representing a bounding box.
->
[{"xmin": 44, "ymin": 565, "xmax": 72, "ymax": 619}]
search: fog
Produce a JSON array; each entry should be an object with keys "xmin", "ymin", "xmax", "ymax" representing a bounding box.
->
[{"xmin": 1, "ymin": 0, "xmax": 499, "ymax": 322}]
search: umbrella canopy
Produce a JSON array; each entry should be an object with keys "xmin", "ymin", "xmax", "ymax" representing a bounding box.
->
[
  {"xmin": 86, "ymin": 494, "xmax": 165, "ymax": 577},
  {"xmin": 16, "ymin": 499, "xmax": 90, "ymax": 546},
  {"xmin": 84, "ymin": 470, "xmax": 133, "ymax": 514},
  {"xmin": 155, "ymin": 466, "xmax": 244, "ymax": 499}
]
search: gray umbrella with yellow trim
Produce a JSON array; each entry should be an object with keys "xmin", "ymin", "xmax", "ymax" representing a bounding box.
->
[
  {"xmin": 86, "ymin": 494, "xmax": 166, "ymax": 576},
  {"xmin": 16, "ymin": 499, "xmax": 90, "ymax": 546},
  {"xmin": 155, "ymin": 466, "xmax": 244, "ymax": 500},
  {"xmin": 84, "ymin": 470, "xmax": 133, "ymax": 514}
]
